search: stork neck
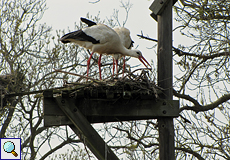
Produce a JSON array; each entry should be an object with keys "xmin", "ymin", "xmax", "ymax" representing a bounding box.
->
[{"xmin": 120, "ymin": 47, "xmax": 134, "ymax": 57}]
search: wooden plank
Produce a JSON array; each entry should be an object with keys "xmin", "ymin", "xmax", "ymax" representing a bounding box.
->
[
  {"xmin": 149, "ymin": 0, "xmax": 178, "ymax": 13},
  {"xmin": 76, "ymin": 99, "xmax": 178, "ymax": 117},
  {"xmin": 44, "ymin": 96, "xmax": 178, "ymax": 117},
  {"xmin": 55, "ymin": 97, "xmax": 119, "ymax": 160},
  {"xmin": 43, "ymin": 94, "xmax": 179, "ymax": 126},
  {"xmin": 43, "ymin": 98, "xmax": 178, "ymax": 126},
  {"xmin": 43, "ymin": 96, "xmax": 64, "ymax": 116},
  {"xmin": 44, "ymin": 115, "xmax": 71, "ymax": 127},
  {"xmin": 149, "ymin": 0, "xmax": 178, "ymax": 21},
  {"xmin": 149, "ymin": 0, "xmax": 170, "ymax": 15},
  {"xmin": 157, "ymin": 0, "xmax": 175, "ymax": 159},
  {"xmin": 44, "ymin": 115, "xmax": 164, "ymax": 126},
  {"xmin": 150, "ymin": 12, "xmax": 158, "ymax": 21}
]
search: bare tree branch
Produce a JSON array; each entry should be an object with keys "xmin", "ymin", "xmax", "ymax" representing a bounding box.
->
[
  {"xmin": 0, "ymin": 106, "xmax": 15, "ymax": 138},
  {"xmin": 138, "ymin": 34, "xmax": 230, "ymax": 60},
  {"xmin": 40, "ymin": 138, "xmax": 81, "ymax": 160},
  {"xmin": 179, "ymin": 93, "xmax": 230, "ymax": 113},
  {"xmin": 173, "ymin": 89, "xmax": 201, "ymax": 106},
  {"xmin": 113, "ymin": 126, "xmax": 205, "ymax": 159},
  {"xmin": 175, "ymin": 147, "xmax": 205, "ymax": 160}
]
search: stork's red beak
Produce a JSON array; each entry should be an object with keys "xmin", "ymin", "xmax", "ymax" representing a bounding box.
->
[{"xmin": 138, "ymin": 56, "xmax": 151, "ymax": 68}]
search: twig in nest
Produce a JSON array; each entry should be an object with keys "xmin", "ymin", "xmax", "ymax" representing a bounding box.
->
[
  {"xmin": 103, "ymin": 72, "xmax": 123, "ymax": 81},
  {"xmin": 122, "ymin": 68, "xmax": 152, "ymax": 80},
  {"xmin": 54, "ymin": 69, "xmax": 99, "ymax": 82}
]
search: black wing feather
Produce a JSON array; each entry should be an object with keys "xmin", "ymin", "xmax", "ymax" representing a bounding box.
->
[
  {"xmin": 128, "ymin": 40, "xmax": 134, "ymax": 49},
  {"xmin": 80, "ymin": 17, "xmax": 97, "ymax": 27},
  {"xmin": 60, "ymin": 30, "xmax": 100, "ymax": 44}
]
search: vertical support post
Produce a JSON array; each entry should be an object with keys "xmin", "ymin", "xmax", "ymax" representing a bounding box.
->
[{"xmin": 157, "ymin": 0, "xmax": 174, "ymax": 160}]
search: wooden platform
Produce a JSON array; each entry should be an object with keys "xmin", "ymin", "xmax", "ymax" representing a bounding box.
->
[{"xmin": 43, "ymin": 78, "xmax": 179, "ymax": 126}]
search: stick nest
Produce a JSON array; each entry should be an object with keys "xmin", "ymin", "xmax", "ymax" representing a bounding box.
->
[{"xmin": 61, "ymin": 69, "xmax": 160, "ymax": 99}]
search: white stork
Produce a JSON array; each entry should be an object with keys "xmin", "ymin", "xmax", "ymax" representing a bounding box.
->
[
  {"xmin": 60, "ymin": 18, "xmax": 151, "ymax": 80},
  {"xmin": 112, "ymin": 27, "xmax": 134, "ymax": 76},
  {"xmin": 81, "ymin": 18, "xmax": 135, "ymax": 76}
]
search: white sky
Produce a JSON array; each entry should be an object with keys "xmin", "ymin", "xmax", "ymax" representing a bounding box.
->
[{"xmin": 41, "ymin": 0, "xmax": 157, "ymax": 38}]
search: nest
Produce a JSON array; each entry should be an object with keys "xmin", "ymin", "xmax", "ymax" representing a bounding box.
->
[{"xmin": 56, "ymin": 69, "xmax": 160, "ymax": 100}]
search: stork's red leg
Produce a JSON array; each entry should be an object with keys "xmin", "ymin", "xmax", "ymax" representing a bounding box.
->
[
  {"xmin": 87, "ymin": 52, "xmax": 94, "ymax": 78},
  {"xmin": 98, "ymin": 54, "xmax": 102, "ymax": 80},
  {"xmin": 113, "ymin": 58, "xmax": 115, "ymax": 77},
  {"xmin": 115, "ymin": 59, "xmax": 118, "ymax": 75},
  {"xmin": 122, "ymin": 56, "xmax": 126, "ymax": 77}
]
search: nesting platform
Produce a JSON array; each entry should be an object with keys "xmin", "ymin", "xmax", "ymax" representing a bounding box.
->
[{"xmin": 43, "ymin": 71, "xmax": 179, "ymax": 126}]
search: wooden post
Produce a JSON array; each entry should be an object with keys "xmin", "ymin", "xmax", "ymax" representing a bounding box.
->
[{"xmin": 157, "ymin": 0, "xmax": 174, "ymax": 159}]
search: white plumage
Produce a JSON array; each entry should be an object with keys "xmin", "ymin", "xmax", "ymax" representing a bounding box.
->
[
  {"xmin": 112, "ymin": 27, "xmax": 134, "ymax": 76},
  {"xmin": 60, "ymin": 18, "xmax": 151, "ymax": 80}
]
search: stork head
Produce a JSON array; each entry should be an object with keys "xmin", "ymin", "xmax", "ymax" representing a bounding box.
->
[{"xmin": 131, "ymin": 49, "xmax": 151, "ymax": 69}]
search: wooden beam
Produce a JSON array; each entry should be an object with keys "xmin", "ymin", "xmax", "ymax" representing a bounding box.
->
[
  {"xmin": 150, "ymin": 12, "xmax": 158, "ymax": 22},
  {"xmin": 149, "ymin": 0, "xmax": 170, "ymax": 15},
  {"xmin": 157, "ymin": 0, "xmax": 175, "ymax": 159},
  {"xmin": 149, "ymin": 0, "xmax": 178, "ymax": 13},
  {"xmin": 149, "ymin": 0, "xmax": 178, "ymax": 21},
  {"xmin": 43, "ymin": 92, "xmax": 179, "ymax": 126},
  {"xmin": 55, "ymin": 97, "xmax": 119, "ymax": 160},
  {"xmin": 44, "ymin": 115, "xmax": 71, "ymax": 126}
]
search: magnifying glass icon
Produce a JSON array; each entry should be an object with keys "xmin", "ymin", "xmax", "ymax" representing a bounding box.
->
[{"xmin": 3, "ymin": 141, "xmax": 18, "ymax": 157}]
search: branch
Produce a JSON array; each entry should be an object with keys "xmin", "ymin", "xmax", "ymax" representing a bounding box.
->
[
  {"xmin": 39, "ymin": 138, "xmax": 81, "ymax": 160},
  {"xmin": 179, "ymin": 58, "xmax": 207, "ymax": 92},
  {"xmin": 0, "ymin": 99, "xmax": 18, "ymax": 138},
  {"xmin": 113, "ymin": 127, "xmax": 158, "ymax": 149},
  {"xmin": 54, "ymin": 69, "xmax": 99, "ymax": 81},
  {"xmin": 175, "ymin": 147, "xmax": 205, "ymax": 160},
  {"xmin": 179, "ymin": 93, "xmax": 230, "ymax": 113},
  {"xmin": 138, "ymin": 34, "xmax": 230, "ymax": 60},
  {"xmin": 179, "ymin": 0, "xmax": 230, "ymax": 21},
  {"xmin": 137, "ymin": 34, "xmax": 158, "ymax": 42},
  {"xmin": 4, "ymin": 86, "xmax": 66, "ymax": 98},
  {"xmin": 174, "ymin": 48, "xmax": 230, "ymax": 59},
  {"xmin": 21, "ymin": 127, "xmax": 48, "ymax": 149},
  {"xmin": 173, "ymin": 89, "xmax": 201, "ymax": 107},
  {"xmin": 112, "ymin": 127, "xmax": 205, "ymax": 159},
  {"xmin": 89, "ymin": 0, "xmax": 100, "ymax": 4}
]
